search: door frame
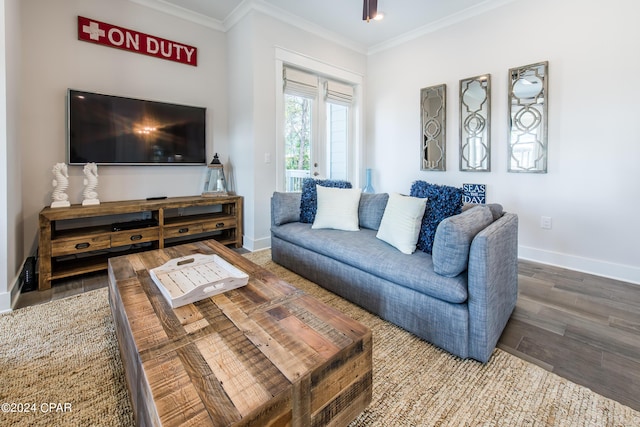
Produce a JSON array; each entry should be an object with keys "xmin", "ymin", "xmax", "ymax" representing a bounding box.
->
[{"xmin": 275, "ymin": 47, "xmax": 363, "ymax": 191}]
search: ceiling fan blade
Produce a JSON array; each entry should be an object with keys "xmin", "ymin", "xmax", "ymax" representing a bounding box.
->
[{"xmin": 362, "ymin": 0, "xmax": 378, "ymax": 21}]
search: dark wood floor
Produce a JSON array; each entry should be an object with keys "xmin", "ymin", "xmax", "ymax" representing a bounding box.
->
[
  {"xmin": 14, "ymin": 258, "xmax": 640, "ymax": 412},
  {"xmin": 498, "ymin": 260, "xmax": 640, "ymax": 411}
]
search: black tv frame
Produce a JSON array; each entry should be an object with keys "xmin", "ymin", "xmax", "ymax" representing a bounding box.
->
[{"xmin": 66, "ymin": 89, "xmax": 207, "ymax": 166}]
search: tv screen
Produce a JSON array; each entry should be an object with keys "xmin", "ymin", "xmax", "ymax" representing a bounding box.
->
[{"xmin": 67, "ymin": 89, "xmax": 206, "ymax": 165}]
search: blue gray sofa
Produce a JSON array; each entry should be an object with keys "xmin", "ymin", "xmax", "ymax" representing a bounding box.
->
[{"xmin": 270, "ymin": 191, "xmax": 518, "ymax": 363}]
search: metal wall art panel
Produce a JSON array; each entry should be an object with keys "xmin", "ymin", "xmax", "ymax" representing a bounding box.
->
[
  {"xmin": 420, "ymin": 84, "xmax": 446, "ymax": 171},
  {"xmin": 459, "ymin": 74, "xmax": 491, "ymax": 171},
  {"xmin": 508, "ymin": 61, "xmax": 548, "ymax": 173}
]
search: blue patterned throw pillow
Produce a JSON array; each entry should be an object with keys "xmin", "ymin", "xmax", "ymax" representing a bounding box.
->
[
  {"xmin": 300, "ymin": 178, "xmax": 352, "ymax": 223},
  {"xmin": 410, "ymin": 181, "xmax": 464, "ymax": 253}
]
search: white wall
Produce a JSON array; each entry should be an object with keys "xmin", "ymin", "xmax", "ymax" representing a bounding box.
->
[
  {"xmin": 366, "ymin": 0, "xmax": 640, "ymax": 283},
  {"xmin": 20, "ymin": 0, "xmax": 228, "ymax": 258},
  {"xmin": 0, "ymin": 0, "xmax": 7, "ymax": 311},
  {"xmin": 226, "ymin": 14, "xmax": 256, "ymax": 247},
  {"xmin": 227, "ymin": 11, "xmax": 366, "ymax": 250},
  {"xmin": 0, "ymin": 0, "xmax": 22, "ymax": 312}
]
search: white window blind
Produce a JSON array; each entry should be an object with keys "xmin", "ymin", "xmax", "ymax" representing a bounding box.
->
[
  {"xmin": 283, "ymin": 67, "xmax": 318, "ymax": 98},
  {"xmin": 284, "ymin": 66, "xmax": 354, "ymax": 105},
  {"xmin": 324, "ymin": 80, "xmax": 354, "ymax": 106}
]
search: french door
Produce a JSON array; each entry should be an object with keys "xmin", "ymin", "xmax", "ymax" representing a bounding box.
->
[{"xmin": 282, "ymin": 67, "xmax": 353, "ymax": 191}]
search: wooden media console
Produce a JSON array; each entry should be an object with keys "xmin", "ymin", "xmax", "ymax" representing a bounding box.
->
[{"xmin": 38, "ymin": 195, "xmax": 242, "ymax": 291}]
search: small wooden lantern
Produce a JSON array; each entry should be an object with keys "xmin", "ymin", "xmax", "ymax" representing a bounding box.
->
[{"xmin": 202, "ymin": 153, "xmax": 228, "ymax": 197}]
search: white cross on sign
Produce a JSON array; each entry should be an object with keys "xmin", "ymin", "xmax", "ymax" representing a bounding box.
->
[{"xmin": 82, "ymin": 21, "xmax": 104, "ymax": 41}]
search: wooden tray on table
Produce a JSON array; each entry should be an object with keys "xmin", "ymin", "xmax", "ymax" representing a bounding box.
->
[{"xmin": 149, "ymin": 253, "xmax": 249, "ymax": 308}]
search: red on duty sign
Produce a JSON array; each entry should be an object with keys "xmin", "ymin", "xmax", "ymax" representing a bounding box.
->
[{"xmin": 77, "ymin": 16, "xmax": 198, "ymax": 67}]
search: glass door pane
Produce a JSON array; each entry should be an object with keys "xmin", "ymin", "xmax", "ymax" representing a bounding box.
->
[
  {"xmin": 327, "ymin": 103, "xmax": 349, "ymax": 180},
  {"xmin": 284, "ymin": 94, "xmax": 312, "ymax": 191}
]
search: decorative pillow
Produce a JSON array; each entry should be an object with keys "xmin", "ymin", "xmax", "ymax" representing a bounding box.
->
[
  {"xmin": 300, "ymin": 178, "xmax": 352, "ymax": 223},
  {"xmin": 358, "ymin": 193, "xmax": 389, "ymax": 230},
  {"xmin": 410, "ymin": 181, "xmax": 464, "ymax": 254},
  {"xmin": 271, "ymin": 192, "xmax": 302, "ymax": 226},
  {"xmin": 432, "ymin": 206, "xmax": 494, "ymax": 277},
  {"xmin": 376, "ymin": 193, "xmax": 427, "ymax": 254},
  {"xmin": 462, "ymin": 203, "xmax": 504, "ymax": 221},
  {"xmin": 312, "ymin": 186, "xmax": 362, "ymax": 231}
]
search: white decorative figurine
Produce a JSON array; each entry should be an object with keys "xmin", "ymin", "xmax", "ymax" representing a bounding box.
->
[
  {"xmin": 82, "ymin": 162, "xmax": 100, "ymax": 206},
  {"xmin": 51, "ymin": 163, "xmax": 71, "ymax": 208}
]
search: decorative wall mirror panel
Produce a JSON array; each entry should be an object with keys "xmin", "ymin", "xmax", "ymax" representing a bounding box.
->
[
  {"xmin": 508, "ymin": 61, "xmax": 548, "ymax": 173},
  {"xmin": 459, "ymin": 74, "xmax": 491, "ymax": 171},
  {"xmin": 420, "ymin": 84, "xmax": 446, "ymax": 171}
]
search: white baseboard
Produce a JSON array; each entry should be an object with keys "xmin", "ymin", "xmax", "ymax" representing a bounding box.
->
[
  {"xmin": 0, "ymin": 292, "xmax": 12, "ymax": 313},
  {"xmin": 241, "ymin": 235, "xmax": 271, "ymax": 252},
  {"xmin": 0, "ymin": 268, "xmax": 21, "ymax": 313},
  {"xmin": 518, "ymin": 245, "xmax": 640, "ymax": 286}
]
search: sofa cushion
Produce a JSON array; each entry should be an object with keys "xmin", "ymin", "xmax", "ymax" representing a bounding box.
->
[
  {"xmin": 300, "ymin": 178, "xmax": 352, "ymax": 223},
  {"xmin": 271, "ymin": 192, "xmax": 302, "ymax": 225},
  {"xmin": 376, "ymin": 193, "xmax": 427, "ymax": 254},
  {"xmin": 272, "ymin": 222, "xmax": 468, "ymax": 303},
  {"xmin": 410, "ymin": 181, "xmax": 464, "ymax": 254},
  {"xmin": 462, "ymin": 203, "xmax": 504, "ymax": 221},
  {"xmin": 312, "ymin": 186, "xmax": 362, "ymax": 231},
  {"xmin": 433, "ymin": 206, "xmax": 494, "ymax": 277},
  {"xmin": 358, "ymin": 193, "xmax": 389, "ymax": 230}
]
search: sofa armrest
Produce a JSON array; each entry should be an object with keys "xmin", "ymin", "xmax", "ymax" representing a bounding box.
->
[
  {"xmin": 271, "ymin": 192, "xmax": 302, "ymax": 226},
  {"xmin": 467, "ymin": 213, "xmax": 518, "ymax": 362}
]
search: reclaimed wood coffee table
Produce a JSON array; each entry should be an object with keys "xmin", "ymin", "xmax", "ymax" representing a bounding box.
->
[{"xmin": 108, "ymin": 239, "xmax": 372, "ymax": 426}]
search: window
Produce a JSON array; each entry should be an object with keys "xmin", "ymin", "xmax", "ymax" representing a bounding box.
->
[
  {"xmin": 284, "ymin": 93, "xmax": 313, "ymax": 191},
  {"xmin": 282, "ymin": 66, "xmax": 356, "ymax": 191}
]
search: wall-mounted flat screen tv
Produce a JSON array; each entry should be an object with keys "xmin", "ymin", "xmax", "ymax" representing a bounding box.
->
[{"xmin": 67, "ymin": 89, "xmax": 206, "ymax": 165}]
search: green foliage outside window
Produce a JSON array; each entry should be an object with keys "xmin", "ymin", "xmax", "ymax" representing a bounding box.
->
[{"xmin": 284, "ymin": 95, "xmax": 311, "ymax": 171}]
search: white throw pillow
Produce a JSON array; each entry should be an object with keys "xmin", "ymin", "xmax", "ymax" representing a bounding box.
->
[
  {"xmin": 376, "ymin": 192, "xmax": 427, "ymax": 254},
  {"xmin": 312, "ymin": 185, "xmax": 362, "ymax": 231}
]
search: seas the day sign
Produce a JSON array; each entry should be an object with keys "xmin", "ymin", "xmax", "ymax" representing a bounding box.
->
[
  {"xmin": 463, "ymin": 184, "xmax": 486, "ymax": 204},
  {"xmin": 77, "ymin": 16, "xmax": 197, "ymax": 66}
]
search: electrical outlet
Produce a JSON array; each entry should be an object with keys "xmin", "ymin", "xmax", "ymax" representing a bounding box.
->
[
  {"xmin": 141, "ymin": 211, "xmax": 152, "ymax": 220},
  {"xmin": 540, "ymin": 216, "xmax": 552, "ymax": 229}
]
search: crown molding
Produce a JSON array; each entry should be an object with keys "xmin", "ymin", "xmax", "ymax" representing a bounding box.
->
[
  {"xmin": 129, "ymin": 0, "xmax": 367, "ymax": 54},
  {"xmin": 128, "ymin": 0, "xmax": 225, "ymax": 31},
  {"xmin": 223, "ymin": 0, "xmax": 252, "ymax": 29},
  {"xmin": 227, "ymin": 0, "xmax": 367, "ymax": 54},
  {"xmin": 129, "ymin": 0, "xmax": 519, "ymax": 56},
  {"xmin": 368, "ymin": 0, "xmax": 520, "ymax": 55}
]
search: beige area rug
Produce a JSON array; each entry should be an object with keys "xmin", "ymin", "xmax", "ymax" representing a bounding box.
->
[{"xmin": 1, "ymin": 250, "xmax": 638, "ymax": 427}]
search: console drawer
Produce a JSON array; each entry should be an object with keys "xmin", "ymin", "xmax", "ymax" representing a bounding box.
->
[
  {"xmin": 51, "ymin": 235, "xmax": 111, "ymax": 257},
  {"xmin": 164, "ymin": 224, "xmax": 204, "ymax": 238},
  {"xmin": 202, "ymin": 218, "xmax": 237, "ymax": 232},
  {"xmin": 111, "ymin": 227, "xmax": 159, "ymax": 247}
]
